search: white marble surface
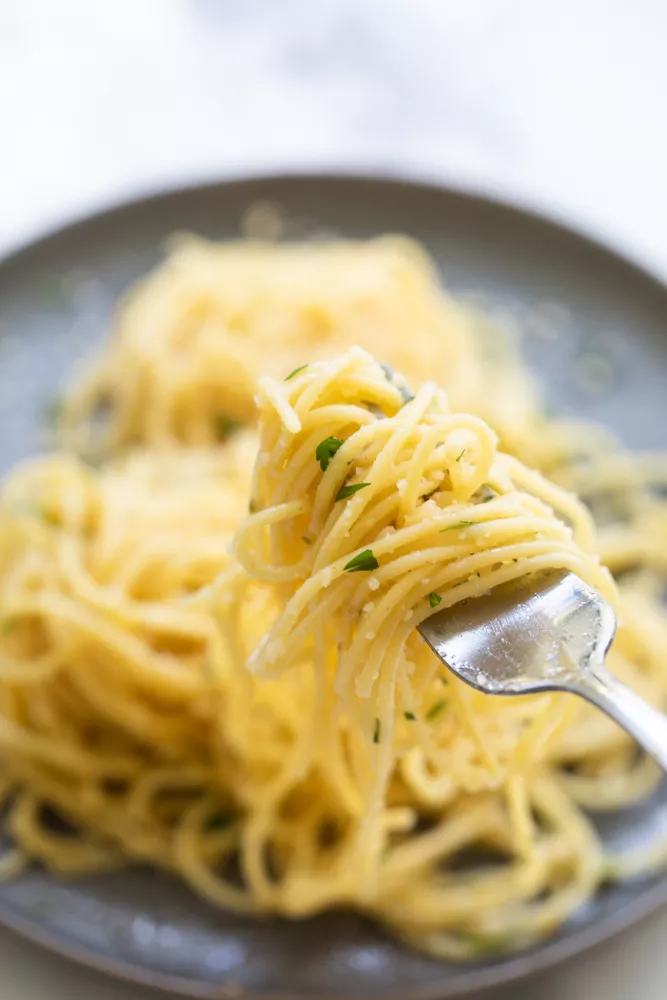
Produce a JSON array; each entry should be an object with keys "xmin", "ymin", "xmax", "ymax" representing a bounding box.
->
[{"xmin": 1, "ymin": 0, "xmax": 667, "ymax": 996}]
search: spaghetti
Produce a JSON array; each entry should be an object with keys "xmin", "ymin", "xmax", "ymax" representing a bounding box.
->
[{"xmin": 1, "ymin": 236, "xmax": 667, "ymax": 960}]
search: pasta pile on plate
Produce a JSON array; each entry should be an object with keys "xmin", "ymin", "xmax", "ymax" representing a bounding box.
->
[{"xmin": 1, "ymin": 235, "xmax": 667, "ymax": 960}]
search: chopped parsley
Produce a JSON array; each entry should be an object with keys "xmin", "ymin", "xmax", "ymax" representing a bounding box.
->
[
  {"xmin": 315, "ymin": 436, "xmax": 343, "ymax": 471},
  {"xmin": 284, "ymin": 364, "xmax": 308, "ymax": 381},
  {"xmin": 426, "ymin": 699, "xmax": 447, "ymax": 721},
  {"xmin": 43, "ymin": 396, "xmax": 64, "ymax": 425},
  {"xmin": 248, "ymin": 499, "xmax": 257, "ymax": 513},
  {"xmin": 404, "ymin": 711, "xmax": 417, "ymax": 721},
  {"xmin": 441, "ymin": 520, "xmax": 474, "ymax": 531},
  {"xmin": 373, "ymin": 718, "xmax": 381, "ymax": 743},
  {"xmin": 301, "ymin": 535, "xmax": 312, "ymax": 545},
  {"xmin": 214, "ymin": 413, "xmax": 241, "ymax": 438},
  {"xmin": 458, "ymin": 931, "xmax": 515, "ymax": 955},
  {"xmin": 343, "ymin": 549, "xmax": 378, "ymax": 573},
  {"xmin": 428, "ymin": 592, "xmax": 442, "ymax": 608},
  {"xmin": 455, "ymin": 448, "xmax": 467, "ymax": 462},
  {"xmin": 421, "ymin": 487, "xmax": 439, "ymax": 502},
  {"xmin": 335, "ymin": 482, "xmax": 370, "ymax": 502}
]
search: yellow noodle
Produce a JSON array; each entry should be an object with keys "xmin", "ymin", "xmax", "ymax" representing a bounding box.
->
[{"xmin": 0, "ymin": 236, "xmax": 665, "ymax": 960}]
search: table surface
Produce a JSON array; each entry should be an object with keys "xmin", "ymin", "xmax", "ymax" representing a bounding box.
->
[{"xmin": 1, "ymin": 1, "xmax": 667, "ymax": 996}]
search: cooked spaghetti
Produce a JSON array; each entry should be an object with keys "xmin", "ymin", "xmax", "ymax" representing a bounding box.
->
[
  {"xmin": 59, "ymin": 236, "xmax": 539, "ymax": 458},
  {"xmin": 1, "ymin": 235, "xmax": 667, "ymax": 960}
]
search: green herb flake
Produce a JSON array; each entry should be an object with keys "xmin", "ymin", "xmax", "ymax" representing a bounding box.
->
[
  {"xmin": 248, "ymin": 499, "xmax": 257, "ymax": 513},
  {"xmin": 315, "ymin": 436, "xmax": 344, "ymax": 472},
  {"xmin": 601, "ymin": 858, "xmax": 623, "ymax": 882},
  {"xmin": 343, "ymin": 549, "xmax": 379, "ymax": 573},
  {"xmin": 426, "ymin": 698, "xmax": 447, "ymax": 721},
  {"xmin": 440, "ymin": 520, "xmax": 474, "ymax": 532},
  {"xmin": 335, "ymin": 482, "xmax": 370, "ymax": 502},
  {"xmin": 428, "ymin": 592, "xmax": 442, "ymax": 608},
  {"xmin": 284, "ymin": 364, "xmax": 308, "ymax": 381},
  {"xmin": 43, "ymin": 396, "xmax": 64, "ymax": 425},
  {"xmin": 373, "ymin": 718, "xmax": 381, "ymax": 743},
  {"xmin": 458, "ymin": 931, "xmax": 514, "ymax": 955},
  {"xmin": 455, "ymin": 448, "xmax": 467, "ymax": 462},
  {"xmin": 301, "ymin": 535, "xmax": 312, "ymax": 545},
  {"xmin": 421, "ymin": 487, "xmax": 439, "ymax": 502},
  {"xmin": 214, "ymin": 413, "xmax": 242, "ymax": 438},
  {"xmin": 404, "ymin": 711, "xmax": 417, "ymax": 721}
]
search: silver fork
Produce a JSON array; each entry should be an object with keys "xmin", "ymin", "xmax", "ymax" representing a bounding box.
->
[
  {"xmin": 378, "ymin": 364, "xmax": 667, "ymax": 770},
  {"xmin": 418, "ymin": 570, "xmax": 667, "ymax": 772}
]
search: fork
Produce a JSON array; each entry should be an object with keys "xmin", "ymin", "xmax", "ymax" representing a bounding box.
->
[
  {"xmin": 418, "ymin": 569, "xmax": 667, "ymax": 772},
  {"xmin": 377, "ymin": 362, "xmax": 667, "ymax": 769}
]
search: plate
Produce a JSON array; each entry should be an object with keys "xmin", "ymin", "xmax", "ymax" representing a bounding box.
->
[{"xmin": 1, "ymin": 173, "xmax": 667, "ymax": 998}]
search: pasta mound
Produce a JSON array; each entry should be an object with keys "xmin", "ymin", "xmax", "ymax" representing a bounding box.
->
[{"xmin": 0, "ymin": 237, "xmax": 666, "ymax": 961}]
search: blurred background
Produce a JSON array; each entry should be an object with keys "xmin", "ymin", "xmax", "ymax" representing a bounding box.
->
[
  {"xmin": 1, "ymin": 1, "xmax": 667, "ymax": 998},
  {"xmin": 1, "ymin": 0, "xmax": 667, "ymax": 277}
]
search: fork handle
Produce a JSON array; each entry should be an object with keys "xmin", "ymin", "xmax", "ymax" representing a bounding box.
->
[{"xmin": 574, "ymin": 667, "xmax": 667, "ymax": 774}]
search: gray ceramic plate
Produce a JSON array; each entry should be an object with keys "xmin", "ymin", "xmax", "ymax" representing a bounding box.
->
[{"xmin": 0, "ymin": 173, "xmax": 667, "ymax": 999}]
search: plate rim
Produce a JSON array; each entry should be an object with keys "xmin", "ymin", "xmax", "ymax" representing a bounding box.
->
[
  {"xmin": 1, "ymin": 165, "xmax": 666, "ymax": 291},
  {"xmin": 1, "ymin": 168, "xmax": 667, "ymax": 999}
]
